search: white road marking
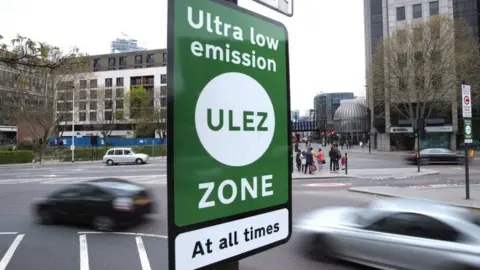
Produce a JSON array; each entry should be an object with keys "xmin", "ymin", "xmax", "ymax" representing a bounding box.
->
[
  {"xmin": 136, "ymin": 237, "xmax": 152, "ymax": 270},
  {"xmin": 0, "ymin": 232, "xmax": 17, "ymax": 235},
  {"xmin": 77, "ymin": 231, "xmax": 168, "ymax": 239},
  {"xmin": 0, "ymin": 234, "xmax": 24, "ymax": 270},
  {"xmin": 79, "ymin": 234, "xmax": 89, "ymax": 270}
]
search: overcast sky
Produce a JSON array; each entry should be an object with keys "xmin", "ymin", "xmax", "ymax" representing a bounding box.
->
[{"xmin": 0, "ymin": 0, "xmax": 365, "ymax": 115}]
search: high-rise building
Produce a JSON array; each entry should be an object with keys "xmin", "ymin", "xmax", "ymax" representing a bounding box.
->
[
  {"xmin": 55, "ymin": 49, "xmax": 168, "ymax": 139},
  {"xmin": 364, "ymin": 0, "xmax": 466, "ymax": 151},
  {"xmin": 313, "ymin": 92, "xmax": 354, "ymax": 132},
  {"xmin": 110, "ymin": 38, "xmax": 146, "ymax": 53}
]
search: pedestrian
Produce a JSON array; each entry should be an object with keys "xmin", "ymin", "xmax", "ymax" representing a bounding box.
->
[
  {"xmin": 335, "ymin": 146, "xmax": 341, "ymax": 171},
  {"xmin": 341, "ymin": 155, "xmax": 346, "ymax": 170},
  {"xmin": 295, "ymin": 150, "xmax": 302, "ymax": 172},
  {"xmin": 316, "ymin": 148, "xmax": 325, "ymax": 168},
  {"xmin": 301, "ymin": 151, "xmax": 306, "ymax": 172},
  {"xmin": 329, "ymin": 146, "xmax": 337, "ymax": 172},
  {"xmin": 305, "ymin": 149, "xmax": 313, "ymax": 174}
]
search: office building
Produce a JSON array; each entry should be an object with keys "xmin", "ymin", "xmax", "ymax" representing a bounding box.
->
[
  {"xmin": 313, "ymin": 92, "xmax": 355, "ymax": 132},
  {"xmin": 364, "ymin": 0, "xmax": 461, "ymax": 151},
  {"xmin": 110, "ymin": 38, "xmax": 146, "ymax": 53},
  {"xmin": 56, "ymin": 49, "xmax": 168, "ymax": 138}
]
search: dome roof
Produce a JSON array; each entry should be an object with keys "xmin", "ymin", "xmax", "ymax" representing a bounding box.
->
[
  {"xmin": 333, "ymin": 101, "xmax": 368, "ymax": 120},
  {"xmin": 333, "ymin": 101, "xmax": 369, "ymax": 133}
]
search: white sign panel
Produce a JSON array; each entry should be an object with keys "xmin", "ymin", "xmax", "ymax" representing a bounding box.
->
[
  {"xmin": 175, "ymin": 209, "xmax": 289, "ymax": 270},
  {"xmin": 390, "ymin": 127, "xmax": 413, "ymax": 133},
  {"xmin": 253, "ymin": 0, "xmax": 293, "ymax": 16},
  {"xmin": 462, "ymin": 84, "xmax": 472, "ymax": 118},
  {"xmin": 425, "ymin": 126, "xmax": 453, "ymax": 133}
]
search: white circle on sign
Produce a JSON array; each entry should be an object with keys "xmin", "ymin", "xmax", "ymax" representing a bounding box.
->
[
  {"xmin": 466, "ymin": 125, "xmax": 472, "ymax": 135},
  {"xmin": 195, "ymin": 72, "xmax": 275, "ymax": 167}
]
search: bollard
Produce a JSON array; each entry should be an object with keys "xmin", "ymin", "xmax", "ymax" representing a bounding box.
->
[{"xmin": 345, "ymin": 152, "xmax": 348, "ymax": 175}]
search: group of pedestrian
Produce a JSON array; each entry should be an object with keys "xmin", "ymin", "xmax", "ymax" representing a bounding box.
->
[
  {"xmin": 328, "ymin": 143, "xmax": 346, "ymax": 172},
  {"xmin": 295, "ymin": 147, "xmax": 325, "ymax": 174}
]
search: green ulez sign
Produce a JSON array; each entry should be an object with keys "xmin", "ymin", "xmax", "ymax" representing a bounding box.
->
[{"xmin": 167, "ymin": 0, "xmax": 291, "ymax": 269}]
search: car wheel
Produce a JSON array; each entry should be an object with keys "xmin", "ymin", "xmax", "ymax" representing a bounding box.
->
[
  {"xmin": 135, "ymin": 158, "xmax": 144, "ymax": 165},
  {"xmin": 93, "ymin": 216, "xmax": 115, "ymax": 232},
  {"xmin": 302, "ymin": 234, "xmax": 336, "ymax": 262},
  {"xmin": 37, "ymin": 208, "xmax": 54, "ymax": 225},
  {"xmin": 106, "ymin": 159, "xmax": 114, "ymax": 166}
]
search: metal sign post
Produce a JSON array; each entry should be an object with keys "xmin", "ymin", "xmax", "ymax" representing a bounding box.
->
[
  {"xmin": 167, "ymin": 0, "xmax": 292, "ymax": 269},
  {"xmin": 462, "ymin": 84, "xmax": 472, "ymax": 199}
]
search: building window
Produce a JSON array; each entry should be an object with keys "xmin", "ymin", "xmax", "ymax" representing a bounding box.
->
[
  {"xmin": 116, "ymin": 99, "xmax": 124, "ymax": 109},
  {"xmin": 105, "ymin": 100, "xmax": 113, "ymax": 110},
  {"xmin": 105, "ymin": 89, "xmax": 113, "ymax": 99},
  {"xmin": 413, "ymin": 4, "xmax": 422, "ymax": 18},
  {"xmin": 147, "ymin": 54, "xmax": 155, "ymax": 63},
  {"xmin": 160, "ymin": 85, "xmax": 167, "ymax": 96},
  {"xmin": 89, "ymin": 112, "xmax": 97, "ymax": 121},
  {"xmin": 93, "ymin": 59, "xmax": 101, "ymax": 69},
  {"xmin": 162, "ymin": 52, "xmax": 167, "ymax": 62},
  {"xmin": 79, "ymin": 102, "xmax": 87, "ymax": 111},
  {"xmin": 119, "ymin": 67, "xmax": 126, "ymax": 70},
  {"xmin": 79, "ymin": 90, "xmax": 87, "ymax": 100},
  {"xmin": 397, "ymin": 7, "xmax": 405, "ymax": 21},
  {"xmin": 90, "ymin": 90, "xmax": 97, "ymax": 99},
  {"xmin": 90, "ymin": 79, "xmax": 98, "ymax": 88},
  {"xmin": 135, "ymin": 55, "xmax": 143, "ymax": 65},
  {"xmin": 108, "ymin": 57, "xmax": 116, "ymax": 67},
  {"xmin": 116, "ymin": 89, "xmax": 124, "ymax": 98},
  {"xmin": 104, "ymin": 111, "xmax": 112, "ymax": 121},
  {"xmin": 116, "ymin": 77, "xmax": 124, "ymax": 87},
  {"xmin": 161, "ymin": 74, "xmax": 167, "ymax": 84},
  {"xmin": 147, "ymin": 77, "xmax": 154, "ymax": 85},
  {"xmin": 429, "ymin": 1, "xmax": 439, "ymax": 16},
  {"xmin": 119, "ymin": 56, "xmax": 127, "ymax": 66},
  {"xmin": 105, "ymin": 78, "xmax": 113, "ymax": 88},
  {"xmin": 80, "ymin": 80, "xmax": 87, "ymax": 89},
  {"xmin": 89, "ymin": 101, "xmax": 97, "ymax": 110},
  {"xmin": 79, "ymin": 112, "xmax": 86, "ymax": 122}
]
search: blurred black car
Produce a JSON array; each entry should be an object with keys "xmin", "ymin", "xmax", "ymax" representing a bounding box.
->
[
  {"xmin": 33, "ymin": 178, "xmax": 156, "ymax": 231},
  {"xmin": 405, "ymin": 148, "xmax": 466, "ymax": 165}
]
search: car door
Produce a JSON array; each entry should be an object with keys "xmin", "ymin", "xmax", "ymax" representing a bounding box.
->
[
  {"xmin": 49, "ymin": 186, "xmax": 84, "ymax": 222},
  {"xmin": 355, "ymin": 213, "xmax": 464, "ymax": 270},
  {"xmin": 123, "ymin": 149, "xmax": 135, "ymax": 163},
  {"xmin": 75, "ymin": 185, "xmax": 113, "ymax": 223},
  {"xmin": 113, "ymin": 149, "xmax": 124, "ymax": 163}
]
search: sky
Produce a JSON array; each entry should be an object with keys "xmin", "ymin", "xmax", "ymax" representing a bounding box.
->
[{"xmin": 0, "ymin": 0, "xmax": 366, "ymax": 115}]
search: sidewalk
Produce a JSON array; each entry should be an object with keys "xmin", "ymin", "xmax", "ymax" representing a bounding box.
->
[
  {"xmin": 349, "ymin": 185, "xmax": 480, "ymax": 210},
  {"xmin": 291, "ymin": 167, "xmax": 438, "ymax": 180},
  {"xmin": 296, "ymin": 142, "xmax": 409, "ymax": 156}
]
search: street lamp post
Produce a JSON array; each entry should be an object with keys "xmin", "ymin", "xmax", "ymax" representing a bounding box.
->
[{"xmin": 71, "ymin": 85, "xmax": 75, "ymax": 163}]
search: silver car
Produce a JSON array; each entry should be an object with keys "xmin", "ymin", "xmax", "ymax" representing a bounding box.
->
[
  {"xmin": 102, "ymin": 148, "xmax": 149, "ymax": 165},
  {"xmin": 295, "ymin": 198, "xmax": 480, "ymax": 270}
]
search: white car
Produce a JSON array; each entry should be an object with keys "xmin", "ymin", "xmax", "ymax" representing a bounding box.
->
[{"xmin": 102, "ymin": 148, "xmax": 149, "ymax": 166}]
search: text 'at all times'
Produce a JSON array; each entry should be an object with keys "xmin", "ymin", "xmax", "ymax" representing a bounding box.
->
[{"xmin": 187, "ymin": 6, "xmax": 280, "ymax": 72}]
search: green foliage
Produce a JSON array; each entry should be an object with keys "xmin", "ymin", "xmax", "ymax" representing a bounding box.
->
[
  {"xmin": 128, "ymin": 86, "xmax": 154, "ymax": 120},
  {"xmin": 55, "ymin": 145, "xmax": 167, "ymax": 162},
  {"xmin": 0, "ymin": 150, "xmax": 36, "ymax": 164}
]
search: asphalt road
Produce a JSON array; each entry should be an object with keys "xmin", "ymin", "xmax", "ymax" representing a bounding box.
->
[
  {"xmin": 0, "ymin": 153, "xmax": 477, "ymax": 269},
  {"xmin": 0, "ymin": 179, "xmax": 380, "ymax": 270}
]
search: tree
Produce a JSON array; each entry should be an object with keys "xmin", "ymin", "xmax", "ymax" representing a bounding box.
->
[
  {"xmin": 126, "ymin": 86, "xmax": 155, "ymax": 137},
  {"xmin": 368, "ymin": 15, "xmax": 480, "ymax": 149},
  {"xmin": 0, "ymin": 35, "xmax": 89, "ymax": 154},
  {"xmin": 152, "ymin": 95, "xmax": 167, "ymax": 141}
]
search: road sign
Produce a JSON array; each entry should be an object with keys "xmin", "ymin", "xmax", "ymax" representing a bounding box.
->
[
  {"xmin": 464, "ymin": 119, "xmax": 473, "ymax": 144},
  {"xmin": 253, "ymin": 0, "xmax": 293, "ymax": 17},
  {"xmin": 167, "ymin": 0, "xmax": 291, "ymax": 269},
  {"xmin": 462, "ymin": 84, "xmax": 472, "ymax": 118}
]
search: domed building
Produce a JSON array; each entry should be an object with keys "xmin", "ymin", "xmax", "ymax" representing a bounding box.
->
[{"xmin": 333, "ymin": 98, "xmax": 369, "ymax": 144}]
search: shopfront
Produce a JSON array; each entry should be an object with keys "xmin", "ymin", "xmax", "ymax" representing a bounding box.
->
[{"xmin": 420, "ymin": 126, "xmax": 452, "ymax": 149}]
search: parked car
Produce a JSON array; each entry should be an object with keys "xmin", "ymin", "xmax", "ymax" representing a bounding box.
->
[
  {"xmin": 295, "ymin": 198, "xmax": 480, "ymax": 270},
  {"xmin": 102, "ymin": 147, "xmax": 149, "ymax": 165},
  {"xmin": 405, "ymin": 148, "xmax": 465, "ymax": 165},
  {"xmin": 33, "ymin": 178, "xmax": 156, "ymax": 231}
]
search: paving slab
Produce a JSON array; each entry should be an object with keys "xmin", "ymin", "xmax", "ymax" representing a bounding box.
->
[{"xmin": 349, "ymin": 184, "xmax": 480, "ymax": 210}]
